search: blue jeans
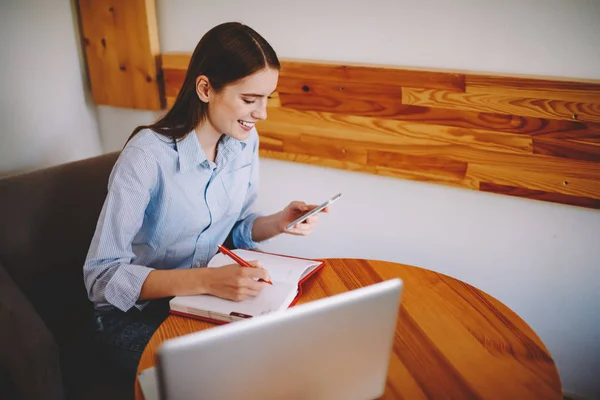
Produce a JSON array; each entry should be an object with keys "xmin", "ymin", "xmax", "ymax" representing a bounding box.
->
[{"xmin": 92, "ymin": 298, "xmax": 171, "ymax": 381}]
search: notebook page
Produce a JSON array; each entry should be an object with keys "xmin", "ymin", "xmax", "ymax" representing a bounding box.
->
[
  {"xmin": 170, "ymin": 281, "xmax": 297, "ymax": 317},
  {"xmin": 208, "ymin": 250, "xmax": 321, "ymax": 284}
]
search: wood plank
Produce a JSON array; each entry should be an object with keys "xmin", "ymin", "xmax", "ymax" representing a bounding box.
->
[
  {"xmin": 258, "ymin": 134, "xmax": 284, "ymax": 152},
  {"xmin": 368, "ymin": 151, "xmax": 468, "ymax": 182},
  {"xmin": 259, "ymin": 107, "xmax": 532, "ymax": 155},
  {"xmin": 280, "ymin": 61, "xmax": 465, "ymax": 92},
  {"xmin": 163, "ymin": 68, "xmax": 186, "ymax": 99},
  {"xmin": 259, "ymin": 148, "xmax": 476, "ymax": 191},
  {"xmin": 77, "ymin": 0, "xmax": 163, "ymax": 110},
  {"xmin": 160, "ymin": 54, "xmax": 464, "ymax": 92},
  {"xmin": 285, "ymin": 135, "xmax": 368, "ymax": 164},
  {"xmin": 161, "ymin": 54, "xmax": 189, "ymax": 108},
  {"xmin": 277, "ymin": 76, "xmax": 403, "ymax": 100},
  {"xmin": 259, "ymin": 149, "xmax": 374, "ymax": 175},
  {"xmin": 402, "ymin": 88, "xmax": 600, "ymax": 123},
  {"xmin": 467, "ymin": 164, "xmax": 600, "ymax": 200},
  {"xmin": 466, "ymin": 75, "xmax": 600, "ymax": 103},
  {"xmin": 279, "ymin": 93, "xmax": 406, "ymax": 119},
  {"xmin": 279, "ymin": 93, "xmax": 600, "ymax": 140},
  {"xmin": 260, "ymin": 141, "xmax": 477, "ymax": 191},
  {"xmin": 161, "ymin": 52, "xmax": 191, "ymax": 70},
  {"xmin": 533, "ymin": 138, "xmax": 600, "ymax": 162},
  {"xmin": 270, "ymin": 133, "xmax": 600, "ymax": 184},
  {"xmin": 260, "ymin": 133, "xmax": 368, "ymax": 165},
  {"xmin": 479, "ymin": 182, "xmax": 600, "ymax": 210},
  {"xmin": 391, "ymin": 144, "xmax": 600, "ymax": 181}
]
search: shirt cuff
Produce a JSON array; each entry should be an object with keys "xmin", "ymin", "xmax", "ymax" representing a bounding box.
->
[
  {"xmin": 104, "ymin": 263, "xmax": 154, "ymax": 312},
  {"xmin": 231, "ymin": 212, "xmax": 270, "ymax": 250}
]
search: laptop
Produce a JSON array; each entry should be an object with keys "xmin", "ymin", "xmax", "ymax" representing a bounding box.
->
[{"xmin": 139, "ymin": 278, "xmax": 403, "ymax": 400}]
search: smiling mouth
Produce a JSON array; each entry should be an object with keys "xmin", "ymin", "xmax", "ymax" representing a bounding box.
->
[{"xmin": 238, "ymin": 120, "xmax": 256, "ymax": 128}]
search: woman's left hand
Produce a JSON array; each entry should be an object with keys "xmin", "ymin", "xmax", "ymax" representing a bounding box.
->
[{"xmin": 279, "ymin": 201, "xmax": 329, "ymax": 236}]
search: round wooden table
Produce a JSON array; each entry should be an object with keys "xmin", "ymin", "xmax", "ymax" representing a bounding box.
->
[{"xmin": 136, "ymin": 258, "xmax": 562, "ymax": 399}]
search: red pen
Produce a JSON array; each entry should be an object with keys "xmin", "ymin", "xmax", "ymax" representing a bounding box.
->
[{"xmin": 217, "ymin": 245, "xmax": 273, "ymax": 285}]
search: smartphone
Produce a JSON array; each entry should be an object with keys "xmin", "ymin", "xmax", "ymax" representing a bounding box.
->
[{"xmin": 285, "ymin": 193, "xmax": 342, "ymax": 230}]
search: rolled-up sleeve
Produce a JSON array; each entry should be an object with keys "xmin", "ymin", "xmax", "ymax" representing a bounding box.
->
[
  {"xmin": 83, "ymin": 147, "xmax": 157, "ymax": 312},
  {"xmin": 231, "ymin": 133, "xmax": 264, "ymax": 250}
]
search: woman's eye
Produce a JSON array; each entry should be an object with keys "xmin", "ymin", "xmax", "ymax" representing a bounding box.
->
[{"xmin": 243, "ymin": 99, "xmax": 255, "ymax": 104}]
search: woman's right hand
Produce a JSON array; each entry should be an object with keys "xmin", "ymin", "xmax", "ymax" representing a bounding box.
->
[{"xmin": 202, "ymin": 262, "xmax": 271, "ymax": 302}]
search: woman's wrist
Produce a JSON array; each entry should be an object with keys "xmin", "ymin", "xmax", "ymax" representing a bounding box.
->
[
  {"xmin": 251, "ymin": 211, "xmax": 285, "ymax": 242},
  {"xmin": 139, "ymin": 267, "xmax": 213, "ymax": 300},
  {"xmin": 191, "ymin": 267, "xmax": 212, "ymax": 295}
]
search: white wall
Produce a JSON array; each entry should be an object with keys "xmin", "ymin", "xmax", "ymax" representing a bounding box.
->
[
  {"xmin": 54, "ymin": 0, "xmax": 600, "ymax": 398},
  {"xmin": 0, "ymin": 0, "xmax": 102, "ymax": 176}
]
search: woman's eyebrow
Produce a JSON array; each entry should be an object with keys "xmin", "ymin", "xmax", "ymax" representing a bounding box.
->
[{"xmin": 241, "ymin": 90, "xmax": 277, "ymax": 97}]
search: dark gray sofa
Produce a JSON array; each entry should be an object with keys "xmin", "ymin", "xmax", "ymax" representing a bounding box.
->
[{"xmin": 0, "ymin": 152, "xmax": 133, "ymax": 400}]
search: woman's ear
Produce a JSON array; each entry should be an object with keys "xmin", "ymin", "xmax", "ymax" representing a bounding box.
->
[{"xmin": 196, "ymin": 75, "xmax": 211, "ymax": 103}]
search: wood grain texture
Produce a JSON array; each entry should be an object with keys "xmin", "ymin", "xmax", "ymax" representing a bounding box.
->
[
  {"xmin": 533, "ymin": 138, "xmax": 600, "ymax": 162},
  {"xmin": 77, "ymin": 0, "xmax": 163, "ymax": 110},
  {"xmin": 277, "ymin": 76, "xmax": 403, "ymax": 100},
  {"xmin": 479, "ymin": 182, "xmax": 600, "ymax": 210},
  {"xmin": 368, "ymin": 151, "xmax": 468, "ymax": 182},
  {"xmin": 135, "ymin": 258, "xmax": 562, "ymax": 400},
  {"xmin": 163, "ymin": 68, "xmax": 186, "ymax": 106},
  {"xmin": 259, "ymin": 148, "xmax": 478, "ymax": 191},
  {"xmin": 280, "ymin": 92, "xmax": 600, "ymax": 139},
  {"xmin": 160, "ymin": 52, "xmax": 600, "ymax": 210},
  {"xmin": 381, "ymin": 143, "xmax": 600, "ymax": 179},
  {"xmin": 279, "ymin": 93, "xmax": 405, "ymax": 118},
  {"xmin": 281, "ymin": 60, "xmax": 465, "ymax": 91},
  {"xmin": 402, "ymin": 88, "xmax": 600, "ymax": 123},
  {"xmin": 466, "ymin": 75, "xmax": 600, "ymax": 103},
  {"xmin": 258, "ymin": 107, "xmax": 534, "ymax": 155},
  {"xmin": 467, "ymin": 163, "xmax": 600, "ymax": 200}
]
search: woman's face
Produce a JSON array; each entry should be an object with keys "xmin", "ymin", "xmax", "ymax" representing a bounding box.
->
[{"xmin": 205, "ymin": 67, "xmax": 279, "ymax": 141}]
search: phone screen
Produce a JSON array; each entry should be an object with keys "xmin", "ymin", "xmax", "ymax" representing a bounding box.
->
[{"xmin": 285, "ymin": 193, "xmax": 341, "ymax": 230}]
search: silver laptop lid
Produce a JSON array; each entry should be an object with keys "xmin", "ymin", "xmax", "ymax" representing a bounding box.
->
[{"xmin": 157, "ymin": 278, "xmax": 403, "ymax": 400}]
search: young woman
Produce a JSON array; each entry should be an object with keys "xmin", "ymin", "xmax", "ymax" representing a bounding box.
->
[{"xmin": 83, "ymin": 22, "xmax": 327, "ymax": 380}]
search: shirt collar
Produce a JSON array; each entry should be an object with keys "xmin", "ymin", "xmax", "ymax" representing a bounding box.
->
[
  {"xmin": 176, "ymin": 131, "xmax": 247, "ymax": 173},
  {"xmin": 175, "ymin": 131, "xmax": 207, "ymax": 173},
  {"xmin": 215, "ymin": 134, "xmax": 247, "ymax": 168}
]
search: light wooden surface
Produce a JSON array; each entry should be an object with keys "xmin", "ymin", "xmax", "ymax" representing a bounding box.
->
[
  {"xmin": 76, "ymin": 0, "xmax": 163, "ymax": 110},
  {"xmin": 135, "ymin": 258, "xmax": 562, "ymax": 399}
]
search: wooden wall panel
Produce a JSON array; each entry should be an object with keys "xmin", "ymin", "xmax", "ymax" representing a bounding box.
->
[
  {"xmin": 258, "ymin": 108, "xmax": 533, "ymax": 155},
  {"xmin": 77, "ymin": 0, "xmax": 163, "ymax": 110},
  {"xmin": 161, "ymin": 54, "xmax": 600, "ymax": 210},
  {"xmin": 532, "ymin": 138, "xmax": 600, "ymax": 162},
  {"xmin": 402, "ymin": 88, "xmax": 600, "ymax": 123},
  {"xmin": 466, "ymin": 75, "xmax": 600, "ymax": 103},
  {"xmin": 280, "ymin": 60, "xmax": 465, "ymax": 91},
  {"xmin": 479, "ymin": 183, "xmax": 600, "ymax": 209}
]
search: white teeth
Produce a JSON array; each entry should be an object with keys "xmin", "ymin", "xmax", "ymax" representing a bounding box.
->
[{"xmin": 239, "ymin": 120, "xmax": 255, "ymax": 127}]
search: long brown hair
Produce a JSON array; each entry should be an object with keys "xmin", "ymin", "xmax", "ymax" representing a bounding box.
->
[{"xmin": 127, "ymin": 22, "xmax": 280, "ymax": 144}]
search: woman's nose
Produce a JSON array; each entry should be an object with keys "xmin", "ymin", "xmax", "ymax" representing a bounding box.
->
[{"xmin": 252, "ymin": 101, "xmax": 268, "ymax": 120}]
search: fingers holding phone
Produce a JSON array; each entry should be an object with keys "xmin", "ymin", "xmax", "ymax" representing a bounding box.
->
[{"xmin": 281, "ymin": 193, "xmax": 340, "ymax": 236}]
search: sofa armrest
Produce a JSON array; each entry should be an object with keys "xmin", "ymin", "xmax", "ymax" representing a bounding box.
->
[{"xmin": 0, "ymin": 262, "xmax": 64, "ymax": 400}]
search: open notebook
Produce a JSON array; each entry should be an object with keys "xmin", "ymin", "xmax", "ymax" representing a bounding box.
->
[{"xmin": 169, "ymin": 249, "xmax": 324, "ymax": 324}]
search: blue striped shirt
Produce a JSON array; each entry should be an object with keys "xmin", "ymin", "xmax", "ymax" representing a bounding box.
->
[{"xmin": 83, "ymin": 128, "xmax": 263, "ymax": 312}]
